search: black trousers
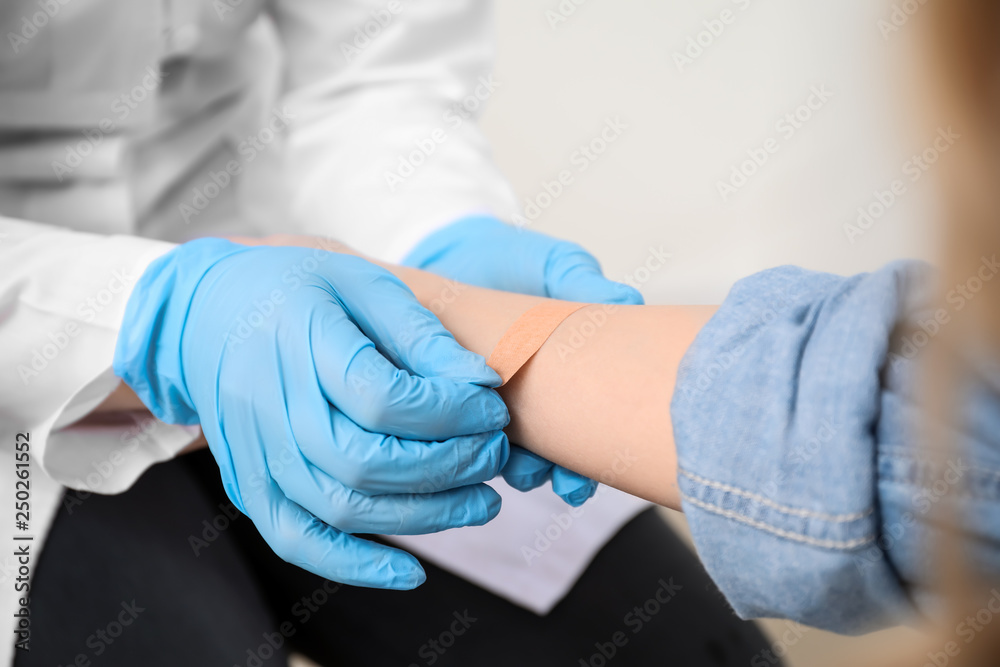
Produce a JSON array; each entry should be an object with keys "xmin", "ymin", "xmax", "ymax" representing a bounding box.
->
[{"xmin": 19, "ymin": 450, "xmax": 776, "ymax": 667}]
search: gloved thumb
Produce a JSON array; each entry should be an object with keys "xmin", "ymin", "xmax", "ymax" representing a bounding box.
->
[
  {"xmin": 545, "ymin": 245, "xmax": 644, "ymax": 305},
  {"xmin": 551, "ymin": 467, "xmax": 599, "ymax": 507}
]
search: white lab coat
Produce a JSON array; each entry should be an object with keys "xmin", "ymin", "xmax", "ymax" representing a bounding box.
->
[{"xmin": 0, "ymin": 1, "xmax": 647, "ymax": 662}]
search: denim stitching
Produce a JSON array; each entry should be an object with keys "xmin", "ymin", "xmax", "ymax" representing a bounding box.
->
[
  {"xmin": 683, "ymin": 495, "xmax": 874, "ymax": 550},
  {"xmin": 877, "ymin": 451, "xmax": 1000, "ymax": 499},
  {"xmin": 680, "ymin": 469, "xmax": 873, "ymax": 522}
]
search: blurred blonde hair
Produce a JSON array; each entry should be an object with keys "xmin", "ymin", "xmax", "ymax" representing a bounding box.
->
[{"xmin": 882, "ymin": 1, "xmax": 1000, "ymax": 665}]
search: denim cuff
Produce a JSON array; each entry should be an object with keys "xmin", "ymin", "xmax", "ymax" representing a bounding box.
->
[{"xmin": 671, "ymin": 261, "xmax": 932, "ymax": 633}]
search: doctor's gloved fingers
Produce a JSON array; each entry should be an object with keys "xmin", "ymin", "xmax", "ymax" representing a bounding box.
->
[
  {"xmin": 245, "ymin": 480, "xmax": 426, "ymax": 589},
  {"xmin": 500, "ymin": 446, "xmax": 554, "ymax": 492},
  {"xmin": 545, "ymin": 247, "xmax": 645, "ymax": 306},
  {"xmin": 273, "ymin": 464, "xmax": 503, "ymax": 535},
  {"xmin": 294, "ymin": 409, "xmax": 509, "ymax": 495},
  {"xmin": 551, "ymin": 467, "xmax": 599, "ymax": 507},
  {"xmin": 310, "ymin": 304, "xmax": 509, "ymax": 441},
  {"xmin": 319, "ymin": 255, "xmax": 501, "ymax": 386},
  {"xmin": 500, "ymin": 447, "xmax": 597, "ymax": 506}
]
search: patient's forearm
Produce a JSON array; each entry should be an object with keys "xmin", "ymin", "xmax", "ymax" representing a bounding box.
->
[
  {"xmin": 104, "ymin": 235, "xmax": 715, "ymax": 508},
  {"xmin": 503, "ymin": 304, "xmax": 713, "ymax": 510},
  {"xmin": 384, "ymin": 264, "xmax": 715, "ymax": 510}
]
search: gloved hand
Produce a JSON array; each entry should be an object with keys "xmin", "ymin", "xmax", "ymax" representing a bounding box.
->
[
  {"xmin": 114, "ymin": 238, "xmax": 509, "ymax": 589},
  {"xmin": 404, "ymin": 215, "xmax": 644, "ymax": 506}
]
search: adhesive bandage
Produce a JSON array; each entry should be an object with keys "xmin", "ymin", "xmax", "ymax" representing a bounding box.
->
[{"xmin": 486, "ymin": 301, "xmax": 588, "ymax": 385}]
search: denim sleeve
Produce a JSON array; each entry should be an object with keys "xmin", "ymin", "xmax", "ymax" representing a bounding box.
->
[{"xmin": 671, "ymin": 260, "xmax": 1000, "ymax": 634}]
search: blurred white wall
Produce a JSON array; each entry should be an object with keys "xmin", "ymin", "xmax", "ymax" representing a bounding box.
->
[{"xmin": 482, "ymin": 0, "xmax": 940, "ymax": 306}]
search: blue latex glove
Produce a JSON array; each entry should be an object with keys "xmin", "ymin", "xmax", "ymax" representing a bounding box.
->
[
  {"xmin": 114, "ymin": 238, "xmax": 509, "ymax": 589},
  {"xmin": 404, "ymin": 215, "xmax": 644, "ymax": 506}
]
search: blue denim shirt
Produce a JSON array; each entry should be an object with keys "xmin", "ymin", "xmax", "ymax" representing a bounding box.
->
[{"xmin": 671, "ymin": 260, "xmax": 1000, "ymax": 634}]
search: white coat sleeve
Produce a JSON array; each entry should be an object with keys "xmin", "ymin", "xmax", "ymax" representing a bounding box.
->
[
  {"xmin": 270, "ymin": 0, "xmax": 520, "ymax": 262},
  {"xmin": 0, "ymin": 217, "xmax": 201, "ymax": 494}
]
